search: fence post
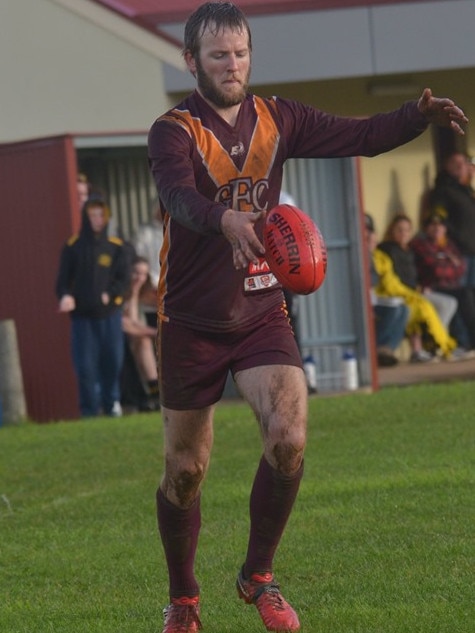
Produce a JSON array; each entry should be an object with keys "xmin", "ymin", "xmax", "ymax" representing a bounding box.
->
[{"xmin": 0, "ymin": 319, "xmax": 27, "ymax": 425}]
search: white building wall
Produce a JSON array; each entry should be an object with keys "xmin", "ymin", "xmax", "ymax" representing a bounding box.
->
[{"xmin": 0, "ymin": 0, "xmax": 183, "ymax": 143}]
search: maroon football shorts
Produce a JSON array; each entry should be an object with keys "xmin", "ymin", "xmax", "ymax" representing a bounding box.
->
[{"xmin": 157, "ymin": 305, "xmax": 302, "ymax": 410}]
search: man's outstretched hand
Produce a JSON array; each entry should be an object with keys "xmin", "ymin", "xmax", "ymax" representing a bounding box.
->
[{"xmin": 418, "ymin": 88, "xmax": 468, "ymax": 135}]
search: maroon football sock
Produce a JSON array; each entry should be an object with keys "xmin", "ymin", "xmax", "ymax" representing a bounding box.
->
[
  {"xmin": 243, "ymin": 455, "xmax": 303, "ymax": 578},
  {"xmin": 156, "ymin": 487, "xmax": 201, "ymax": 599}
]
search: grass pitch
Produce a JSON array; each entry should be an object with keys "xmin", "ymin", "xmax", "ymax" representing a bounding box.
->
[{"xmin": 1, "ymin": 381, "xmax": 474, "ymax": 632}]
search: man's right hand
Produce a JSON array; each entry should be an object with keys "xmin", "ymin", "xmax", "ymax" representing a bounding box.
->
[
  {"xmin": 220, "ymin": 209, "xmax": 266, "ymax": 269},
  {"xmin": 58, "ymin": 294, "xmax": 75, "ymax": 313}
]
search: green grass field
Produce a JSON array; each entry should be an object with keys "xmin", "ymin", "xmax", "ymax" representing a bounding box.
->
[{"xmin": 1, "ymin": 381, "xmax": 474, "ymax": 632}]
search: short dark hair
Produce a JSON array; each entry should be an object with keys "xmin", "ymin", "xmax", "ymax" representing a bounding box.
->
[{"xmin": 184, "ymin": 1, "xmax": 252, "ymax": 58}]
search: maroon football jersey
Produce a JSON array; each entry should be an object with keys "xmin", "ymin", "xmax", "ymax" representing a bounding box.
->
[{"xmin": 148, "ymin": 90, "xmax": 427, "ymax": 332}]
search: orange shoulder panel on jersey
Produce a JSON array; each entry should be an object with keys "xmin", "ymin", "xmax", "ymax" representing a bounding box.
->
[
  {"xmin": 66, "ymin": 234, "xmax": 79, "ymax": 246},
  {"xmin": 108, "ymin": 236, "xmax": 123, "ymax": 246},
  {"xmin": 159, "ymin": 113, "xmax": 193, "ymax": 138},
  {"xmin": 166, "ymin": 98, "xmax": 280, "ymax": 210}
]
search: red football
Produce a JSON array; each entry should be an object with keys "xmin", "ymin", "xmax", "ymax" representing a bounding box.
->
[{"xmin": 263, "ymin": 204, "xmax": 327, "ymax": 295}]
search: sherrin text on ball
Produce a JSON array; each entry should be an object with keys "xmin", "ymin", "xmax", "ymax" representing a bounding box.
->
[{"xmin": 263, "ymin": 204, "xmax": 327, "ymax": 295}]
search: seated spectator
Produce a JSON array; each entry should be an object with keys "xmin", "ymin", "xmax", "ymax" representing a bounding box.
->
[
  {"xmin": 368, "ymin": 214, "xmax": 458, "ymax": 362},
  {"xmin": 410, "ymin": 210, "xmax": 475, "ymax": 352},
  {"xmin": 365, "ymin": 214, "xmax": 409, "ymax": 366},
  {"xmin": 372, "ymin": 250, "xmax": 457, "ymax": 362},
  {"xmin": 121, "ymin": 256, "xmax": 160, "ymax": 411},
  {"xmin": 132, "ymin": 197, "xmax": 163, "ymax": 328},
  {"xmin": 378, "ymin": 213, "xmax": 458, "ymax": 333}
]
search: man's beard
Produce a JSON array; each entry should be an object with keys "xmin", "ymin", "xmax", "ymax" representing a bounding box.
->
[{"xmin": 195, "ymin": 59, "xmax": 249, "ymax": 108}]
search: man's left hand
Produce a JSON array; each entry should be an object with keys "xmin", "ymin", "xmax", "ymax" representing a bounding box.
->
[{"xmin": 418, "ymin": 88, "xmax": 468, "ymax": 135}]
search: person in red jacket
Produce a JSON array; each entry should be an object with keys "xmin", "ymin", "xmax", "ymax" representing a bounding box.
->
[{"xmin": 411, "ymin": 210, "xmax": 475, "ymax": 352}]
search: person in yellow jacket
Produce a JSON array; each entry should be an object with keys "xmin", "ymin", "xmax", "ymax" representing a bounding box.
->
[
  {"xmin": 372, "ymin": 245, "xmax": 456, "ymax": 360},
  {"xmin": 364, "ymin": 212, "xmax": 456, "ymax": 361}
]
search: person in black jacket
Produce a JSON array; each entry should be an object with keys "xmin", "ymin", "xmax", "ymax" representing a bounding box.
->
[
  {"xmin": 56, "ymin": 195, "xmax": 129, "ymax": 417},
  {"xmin": 428, "ymin": 152, "xmax": 475, "ymax": 287}
]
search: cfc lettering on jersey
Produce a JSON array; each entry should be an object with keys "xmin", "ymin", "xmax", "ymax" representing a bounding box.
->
[
  {"xmin": 216, "ymin": 177, "xmax": 269, "ymax": 212},
  {"xmin": 170, "ymin": 97, "xmax": 278, "ymax": 213},
  {"xmin": 244, "ymin": 257, "xmax": 279, "ymax": 293}
]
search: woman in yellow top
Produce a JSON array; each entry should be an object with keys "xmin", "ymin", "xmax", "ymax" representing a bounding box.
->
[{"xmin": 372, "ymin": 246, "xmax": 456, "ymax": 360}]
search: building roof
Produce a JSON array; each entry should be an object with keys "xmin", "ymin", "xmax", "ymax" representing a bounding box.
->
[
  {"xmin": 92, "ymin": 0, "xmax": 434, "ymax": 39},
  {"xmin": 87, "ymin": 0, "xmax": 470, "ymax": 94}
]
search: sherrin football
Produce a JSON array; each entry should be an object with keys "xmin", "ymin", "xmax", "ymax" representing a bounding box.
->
[{"xmin": 263, "ymin": 204, "xmax": 327, "ymax": 295}]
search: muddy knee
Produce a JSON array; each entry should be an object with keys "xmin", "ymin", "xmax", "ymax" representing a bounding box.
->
[{"xmin": 162, "ymin": 464, "xmax": 206, "ymax": 508}]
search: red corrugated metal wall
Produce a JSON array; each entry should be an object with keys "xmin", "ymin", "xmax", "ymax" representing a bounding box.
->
[{"xmin": 0, "ymin": 135, "xmax": 81, "ymax": 421}]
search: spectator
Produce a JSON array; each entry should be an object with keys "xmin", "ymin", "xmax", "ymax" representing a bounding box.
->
[
  {"xmin": 427, "ymin": 152, "xmax": 475, "ymax": 288},
  {"xmin": 365, "ymin": 214, "xmax": 409, "ymax": 366},
  {"xmin": 410, "ymin": 210, "xmax": 475, "ymax": 352},
  {"xmin": 372, "ymin": 247, "xmax": 457, "ymax": 362},
  {"xmin": 378, "ymin": 213, "xmax": 458, "ymax": 333},
  {"xmin": 76, "ymin": 172, "xmax": 90, "ymax": 209},
  {"xmin": 132, "ymin": 197, "xmax": 163, "ymax": 327},
  {"xmin": 132, "ymin": 198, "xmax": 164, "ymax": 288},
  {"xmin": 121, "ymin": 256, "xmax": 161, "ymax": 411},
  {"xmin": 56, "ymin": 196, "xmax": 129, "ymax": 417}
]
